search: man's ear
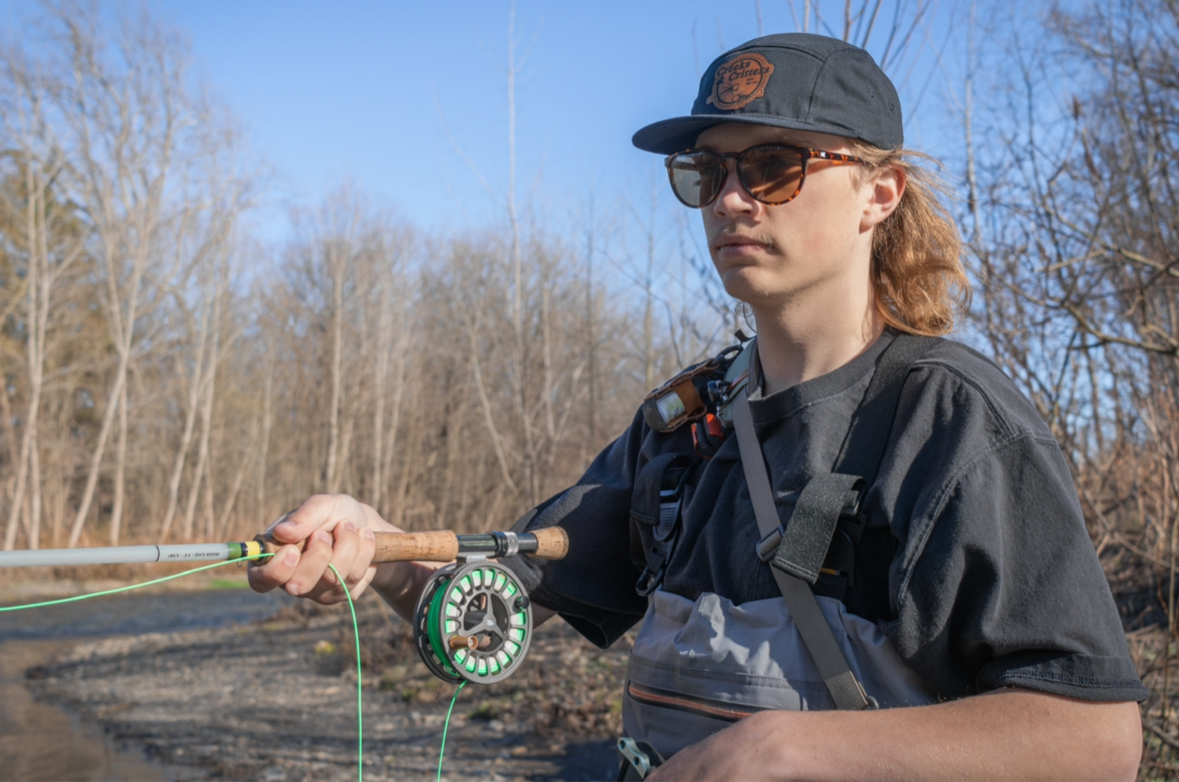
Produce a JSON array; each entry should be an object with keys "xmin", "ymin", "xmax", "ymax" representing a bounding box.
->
[{"xmin": 861, "ymin": 165, "xmax": 905, "ymax": 231}]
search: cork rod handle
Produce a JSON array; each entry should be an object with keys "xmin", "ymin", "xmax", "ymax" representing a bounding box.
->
[
  {"xmin": 254, "ymin": 526, "xmax": 568, "ymax": 563},
  {"xmin": 372, "ymin": 530, "xmax": 459, "ymax": 562},
  {"xmin": 530, "ymin": 526, "xmax": 569, "ymax": 559}
]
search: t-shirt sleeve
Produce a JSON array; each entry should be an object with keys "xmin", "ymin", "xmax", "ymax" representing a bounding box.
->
[
  {"xmin": 888, "ymin": 430, "xmax": 1148, "ymax": 702},
  {"xmin": 499, "ymin": 412, "xmax": 652, "ymax": 648}
]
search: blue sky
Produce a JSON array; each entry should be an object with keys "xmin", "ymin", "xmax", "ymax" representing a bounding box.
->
[{"xmin": 3, "ymin": 1, "xmax": 976, "ymax": 240}]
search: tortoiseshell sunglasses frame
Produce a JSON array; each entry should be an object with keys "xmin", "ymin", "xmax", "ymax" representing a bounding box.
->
[{"xmin": 664, "ymin": 144, "xmax": 866, "ymax": 208}]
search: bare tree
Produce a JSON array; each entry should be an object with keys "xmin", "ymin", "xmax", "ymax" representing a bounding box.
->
[
  {"xmin": 0, "ymin": 30, "xmax": 93, "ymax": 551},
  {"xmin": 965, "ymin": 0, "xmax": 1179, "ymax": 767},
  {"xmin": 0, "ymin": 159, "xmax": 86, "ymax": 551},
  {"xmin": 22, "ymin": 4, "xmax": 212, "ymax": 547}
]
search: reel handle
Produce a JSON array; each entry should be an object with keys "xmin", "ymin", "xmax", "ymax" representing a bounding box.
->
[{"xmin": 254, "ymin": 526, "xmax": 568, "ymax": 563}]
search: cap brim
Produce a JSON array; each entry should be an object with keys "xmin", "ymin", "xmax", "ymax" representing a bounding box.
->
[{"xmin": 632, "ymin": 113, "xmax": 863, "ymax": 155}]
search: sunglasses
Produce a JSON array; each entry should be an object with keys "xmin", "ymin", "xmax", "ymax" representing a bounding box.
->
[{"xmin": 664, "ymin": 144, "xmax": 866, "ymax": 208}]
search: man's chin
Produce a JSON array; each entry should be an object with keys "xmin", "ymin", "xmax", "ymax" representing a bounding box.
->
[{"xmin": 721, "ymin": 272, "xmax": 778, "ymax": 308}]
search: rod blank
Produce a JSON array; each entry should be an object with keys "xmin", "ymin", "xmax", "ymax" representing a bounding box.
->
[{"xmin": 0, "ymin": 543, "xmax": 248, "ymax": 569}]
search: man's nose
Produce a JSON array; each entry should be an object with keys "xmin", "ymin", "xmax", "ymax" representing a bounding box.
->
[{"xmin": 711, "ymin": 159, "xmax": 756, "ymax": 216}]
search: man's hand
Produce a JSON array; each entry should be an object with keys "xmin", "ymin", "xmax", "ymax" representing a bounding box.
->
[
  {"xmin": 645, "ymin": 689, "xmax": 1142, "ymax": 781},
  {"xmin": 644, "ymin": 721, "xmax": 772, "ymax": 782},
  {"xmin": 247, "ymin": 494, "xmax": 395, "ymax": 604}
]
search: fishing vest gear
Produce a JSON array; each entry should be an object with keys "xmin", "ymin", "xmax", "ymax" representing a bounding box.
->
[
  {"xmin": 631, "ymin": 333, "xmax": 940, "ymax": 711},
  {"xmin": 632, "ymin": 333, "xmax": 757, "ymax": 596},
  {"xmin": 632, "ymin": 337, "xmax": 753, "ymax": 596}
]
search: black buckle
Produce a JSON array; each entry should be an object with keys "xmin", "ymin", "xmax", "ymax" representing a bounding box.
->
[{"xmin": 635, "ymin": 563, "xmax": 666, "ymax": 597}]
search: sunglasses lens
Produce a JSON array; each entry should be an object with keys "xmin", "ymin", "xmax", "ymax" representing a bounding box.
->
[
  {"xmin": 739, "ymin": 147, "xmax": 804, "ymax": 204},
  {"xmin": 667, "ymin": 151, "xmax": 725, "ymax": 207}
]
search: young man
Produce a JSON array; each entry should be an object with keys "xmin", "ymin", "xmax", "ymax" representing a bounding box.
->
[{"xmin": 250, "ymin": 34, "xmax": 1146, "ymax": 780}]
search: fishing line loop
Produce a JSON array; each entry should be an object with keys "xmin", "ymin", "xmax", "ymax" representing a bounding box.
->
[
  {"xmin": 1, "ymin": 553, "xmax": 474, "ymax": 782},
  {"xmin": 0, "ymin": 554, "xmax": 374, "ymax": 782}
]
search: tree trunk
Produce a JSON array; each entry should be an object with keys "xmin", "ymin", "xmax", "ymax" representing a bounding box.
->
[
  {"xmin": 183, "ymin": 350, "xmax": 218, "ymax": 541},
  {"xmin": 67, "ymin": 359, "xmax": 126, "ymax": 548},
  {"xmin": 256, "ymin": 359, "xmax": 273, "ymax": 521},
  {"xmin": 370, "ymin": 288, "xmax": 392, "ymax": 509},
  {"xmin": 29, "ymin": 425, "xmax": 41, "ymax": 550},
  {"xmin": 159, "ymin": 304, "xmax": 211, "ymax": 540},
  {"xmin": 325, "ymin": 244, "xmax": 346, "ymax": 493},
  {"xmin": 4, "ymin": 172, "xmax": 45, "ymax": 551},
  {"xmin": 109, "ymin": 377, "xmax": 128, "ymax": 545},
  {"xmin": 202, "ymin": 437, "xmax": 217, "ymax": 541},
  {"xmin": 381, "ymin": 330, "xmax": 410, "ymax": 520},
  {"xmin": 67, "ymin": 219, "xmax": 148, "ymax": 549}
]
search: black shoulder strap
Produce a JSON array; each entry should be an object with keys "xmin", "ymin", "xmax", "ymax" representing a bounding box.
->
[
  {"xmin": 833, "ymin": 334, "xmax": 941, "ymax": 482},
  {"xmin": 731, "ymin": 333, "xmax": 939, "ymax": 710}
]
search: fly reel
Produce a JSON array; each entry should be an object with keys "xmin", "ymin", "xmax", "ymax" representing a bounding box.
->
[{"xmin": 414, "ymin": 558, "xmax": 533, "ymax": 684}]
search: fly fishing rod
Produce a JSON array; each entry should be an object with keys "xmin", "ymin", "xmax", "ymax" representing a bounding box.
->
[{"xmin": 0, "ymin": 526, "xmax": 569, "ymax": 685}]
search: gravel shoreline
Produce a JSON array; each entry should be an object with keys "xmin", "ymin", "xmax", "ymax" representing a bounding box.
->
[{"xmin": 22, "ymin": 593, "xmax": 630, "ymax": 781}]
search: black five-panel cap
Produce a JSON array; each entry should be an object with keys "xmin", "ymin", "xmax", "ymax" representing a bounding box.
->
[{"xmin": 632, "ymin": 33, "xmax": 903, "ymax": 155}]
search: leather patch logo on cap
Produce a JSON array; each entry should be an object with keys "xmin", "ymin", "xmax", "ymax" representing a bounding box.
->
[{"xmin": 707, "ymin": 53, "xmax": 775, "ymax": 110}]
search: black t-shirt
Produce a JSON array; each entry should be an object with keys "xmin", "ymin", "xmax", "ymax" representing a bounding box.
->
[{"xmin": 504, "ymin": 333, "xmax": 1148, "ymax": 703}]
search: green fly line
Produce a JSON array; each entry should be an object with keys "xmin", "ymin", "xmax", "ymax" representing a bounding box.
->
[
  {"xmin": 0, "ymin": 554, "xmax": 469, "ymax": 781},
  {"xmin": 426, "ymin": 572, "xmax": 462, "ymax": 678},
  {"xmin": 438, "ymin": 680, "xmax": 467, "ymax": 782},
  {"xmin": 0, "ymin": 554, "xmax": 278, "ymax": 613}
]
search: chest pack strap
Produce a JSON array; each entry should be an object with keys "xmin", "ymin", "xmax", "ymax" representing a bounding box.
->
[
  {"xmin": 729, "ymin": 333, "xmax": 940, "ymax": 711},
  {"xmin": 632, "ymin": 453, "xmax": 696, "ymax": 596}
]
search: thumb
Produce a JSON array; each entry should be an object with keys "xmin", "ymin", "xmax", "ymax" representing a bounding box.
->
[
  {"xmin": 267, "ymin": 495, "xmax": 349, "ymax": 543},
  {"xmin": 266, "ymin": 509, "xmax": 319, "ymax": 544}
]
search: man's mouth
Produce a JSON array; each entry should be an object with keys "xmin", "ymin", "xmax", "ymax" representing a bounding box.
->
[{"xmin": 712, "ymin": 234, "xmax": 770, "ymax": 253}]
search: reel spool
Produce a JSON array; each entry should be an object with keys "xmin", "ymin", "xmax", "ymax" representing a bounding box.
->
[{"xmin": 414, "ymin": 559, "xmax": 532, "ymax": 684}]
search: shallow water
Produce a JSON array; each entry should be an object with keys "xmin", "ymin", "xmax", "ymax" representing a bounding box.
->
[
  {"xmin": 0, "ymin": 585, "xmax": 294, "ymax": 640},
  {"xmin": 0, "ymin": 586, "xmax": 293, "ymax": 782}
]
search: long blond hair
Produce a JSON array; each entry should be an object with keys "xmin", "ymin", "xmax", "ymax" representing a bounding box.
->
[{"xmin": 851, "ymin": 143, "xmax": 971, "ymax": 336}]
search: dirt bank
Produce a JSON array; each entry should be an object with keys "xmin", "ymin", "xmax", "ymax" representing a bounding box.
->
[{"xmin": 20, "ymin": 592, "xmax": 630, "ymax": 781}]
